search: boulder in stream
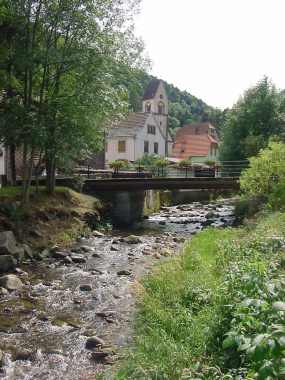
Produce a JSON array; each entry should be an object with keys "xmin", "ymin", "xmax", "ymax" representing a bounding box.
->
[
  {"xmin": 117, "ymin": 270, "xmax": 131, "ymax": 276},
  {"xmin": 0, "ymin": 231, "xmax": 18, "ymax": 256},
  {"xmin": 0, "ymin": 255, "xmax": 17, "ymax": 273},
  {"xmin": 85, "ymin": 336, "xmax": 105, "ymax": 350},
  {"xmin": 79, "ymin": 284, "xmax": 92, "ymax": 291},
  {"xmin": 93, "ymin": 230, "xmax": 105, "ymax": 238},
  {"xmin": 0, "ymin": 274, "xmax": 24, "ymax": 291},
  {"xmin": 124, "ymin": 235, "xmax": 143, "ymax": 244}
]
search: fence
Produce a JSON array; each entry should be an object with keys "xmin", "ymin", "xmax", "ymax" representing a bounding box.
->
[{"xmin": 74, "ymin": 160, "xmax": 250, "ymax": 179}]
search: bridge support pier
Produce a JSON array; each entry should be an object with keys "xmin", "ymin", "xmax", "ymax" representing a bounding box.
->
[{"xmin": 111, "ymin": 191, "xmax": 145, "ymax": 227}]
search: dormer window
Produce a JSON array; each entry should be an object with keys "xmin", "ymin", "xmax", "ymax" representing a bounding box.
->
[
  {"xmin": 145, "ymin": 103, "xmax": 151, "ymax": 113},
  {"xmin": 158, "ymin": 102, "xmax": 165, "ymax": 115}
]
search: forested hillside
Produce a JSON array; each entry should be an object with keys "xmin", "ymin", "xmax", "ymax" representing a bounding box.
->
[{"xmin": 123, "ymin": 69, "xmax": 226, "ymax": 135}]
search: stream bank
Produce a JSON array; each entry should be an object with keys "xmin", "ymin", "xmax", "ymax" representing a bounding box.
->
[{"xmin": 0, "ymin": 199, "xmax": 236, "ymax": 380}]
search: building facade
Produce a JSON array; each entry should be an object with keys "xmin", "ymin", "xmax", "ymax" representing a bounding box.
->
[
  {"xmin": 105, "ymin": 79, "xmax": 172, "ymax": 166},
  {"xmin": 172, "ymin": 122, "xmax": 219, "ymax": 163}
]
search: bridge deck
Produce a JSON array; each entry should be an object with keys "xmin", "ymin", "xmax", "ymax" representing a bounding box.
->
[{"xmin": 83, "ymin": 177, "xmax": 240, "ymax": 192}]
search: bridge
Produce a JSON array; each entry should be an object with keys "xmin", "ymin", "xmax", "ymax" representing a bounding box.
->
[{"xmin": 83, "ymin": 176, "xmax": 239, "ymax": 193}]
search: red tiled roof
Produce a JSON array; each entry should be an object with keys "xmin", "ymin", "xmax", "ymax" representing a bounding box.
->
[{"xmin": 172, "ymin": 123, "xmax": 219, "ymax": 159}]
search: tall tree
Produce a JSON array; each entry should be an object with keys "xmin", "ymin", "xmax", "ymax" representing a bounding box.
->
[
  {"xmin": 220, "ymin": 77, "xmax": 285, "ymax": 161},
  {"xmin": 0, "ymin": 0, "xmax": 146, "ymax": 200}
]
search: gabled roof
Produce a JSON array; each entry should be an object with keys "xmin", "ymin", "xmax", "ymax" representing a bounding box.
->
[
  {"xmin": 143, "ymin": 79, "xmax": 161, "ymax": 100},
  {"xmin": 112, "ymin": 112, "xmax": 149, "ymax": 130}
]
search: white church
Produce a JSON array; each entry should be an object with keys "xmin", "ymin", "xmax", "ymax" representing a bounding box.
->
[{"xmin": 105, "ymin": 79, "xmax": 172, "ymax": 165}]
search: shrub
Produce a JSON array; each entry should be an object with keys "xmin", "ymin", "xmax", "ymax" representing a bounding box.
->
[
  {"xmin": 109, "ymin": 159, "xmax": 129, "ymax": 173},
  {"xmin": 240, "ymin": 141, "xmax": 285, "ymax": 199}
]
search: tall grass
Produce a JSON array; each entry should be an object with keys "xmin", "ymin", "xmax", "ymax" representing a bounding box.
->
[{"xmin": 115, "ymin": 213, "xmax": 285, "ymax": 380}]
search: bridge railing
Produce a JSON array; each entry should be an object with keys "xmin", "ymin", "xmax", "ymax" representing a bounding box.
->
[{"xmin": 73, "ymin": 160, "xmax": 250, "ymax": 179}]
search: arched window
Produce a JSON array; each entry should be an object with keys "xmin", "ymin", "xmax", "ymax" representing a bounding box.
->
[
  {"xmin": 145, "ymin": 103, "xmax": 151, "ymax": 113},
  {"xmin": 158, "ymin": 102, "xmax": 165, "ymax": 114}
]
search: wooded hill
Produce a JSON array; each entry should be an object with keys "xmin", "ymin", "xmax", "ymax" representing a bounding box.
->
[{"xmin": 123, "ymin": 69, "xmax": 226, "ymax": 136}]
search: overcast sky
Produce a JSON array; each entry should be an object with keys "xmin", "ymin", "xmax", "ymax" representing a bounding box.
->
[{"xmin": 135, "ymin": 0, "xmax": 285, "ymax": 109}]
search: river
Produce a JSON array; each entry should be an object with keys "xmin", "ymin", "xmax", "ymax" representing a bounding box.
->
[{"xmin": 0, "ymin": 199, "xmax": 236, "ymax": 380}]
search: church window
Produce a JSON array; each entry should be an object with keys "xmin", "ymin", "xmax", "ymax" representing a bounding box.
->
[
  {"xmin": 147, "ymin": 125, "xmax": 156, "ymax": 135},
  {"xmin": 144, "ymin": 141, "xmax": 149, "ymax": 154},
  {"xmin": 158, "ymin": 102, "xmax": 165, "ymax": 114},
  {"xmin": 118, "ymin": 140, "xmax": 126, "ymax": 153},
  {"xmin": 154, "ymin": 142, "xmax": 159, "ymax": 154},
  {"xmin": 160, "ymin": 94, "xmax": 163, "ymax": 99},
  {"xmin": 145, "ymin": 103, "xmax": 151, "ymax": 113}
]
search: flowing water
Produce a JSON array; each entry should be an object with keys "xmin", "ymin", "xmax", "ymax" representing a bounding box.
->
[{"xmin": 0, "ymin": 200, "xmax": 236, "ymax": 380}]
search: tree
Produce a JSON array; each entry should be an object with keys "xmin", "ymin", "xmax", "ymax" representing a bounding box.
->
[
  {"xmin": 0, "ymin": 0, "xmax": 146, "ymax": 201},
  {"xmin": 220, "ymin": 77, "xmax": 285, "ymax": 161}
]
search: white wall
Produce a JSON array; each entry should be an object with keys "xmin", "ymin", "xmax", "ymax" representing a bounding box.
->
[
  {"xmin": 135, "ymin": 115, "xmax": 166, "ymax": 158},
  {"xmin": 105, "ymin": 137, "xmax": 135, "ymax": 164}
]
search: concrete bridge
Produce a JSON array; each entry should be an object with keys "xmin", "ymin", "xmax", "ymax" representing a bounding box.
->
[
  {"xmin": 83, "ymin": 177, "xmax": 239, "ymax": 193},
  {"xmin": 81, "ymin": 177, "xmax": 239, "ymax": 226}
]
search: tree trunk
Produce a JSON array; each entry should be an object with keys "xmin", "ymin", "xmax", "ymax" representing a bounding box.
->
[
  {"xmin": 9, "ymin": 144, "xmax": 17, "ymax": 185},
  {"xmin": 22, "ymin": 146, "xmax": 34, "ymax": 205},
  {"xmin": 46, "ymin": 155, "xmax": 56, "ymax": 195}
]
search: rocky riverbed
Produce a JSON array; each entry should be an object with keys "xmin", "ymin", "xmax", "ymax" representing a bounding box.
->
[{"xmin": 0, "ymin": 200, "xmax": 235, "ymax": 380}]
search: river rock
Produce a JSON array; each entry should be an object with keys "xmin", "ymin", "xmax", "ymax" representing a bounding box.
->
[
  {"xmin": 110, "ymin": 246, "xmax": 119, "ymax": 252},
  {"xmin": 38, "ymin": 248, "xmax": 51, "ymax": 260},
  {"xmin": 173, "ymin": 237, "xmax": 185, "ymax": 243},
  {"xmin": 15, "ymin": 349, "xmax": 34, "ymax": 361},
  {"xmin": 80, "ymin": 284, "xmax": 92, "ymax": 291},
  {"xmin": 23, "ymin": 244, "xmax": 34, "ymax": 260},
  {"xmin": 52, "ymin": 250, "xmax": 69, "ymax": 260},
  {"xmin": 90, "ymin": 351, "xmax": 109, "ymax": 362},
  {"xmin": 85, "ymin": 336, "xmax": 105, "ymax": 350},
  {"xmin": 71, "ymin": 254, "xmax": 87, "ymax": 264},
  {"xmin": 0, "ymin": 231, "xmax": 18, "ymax": 256},
  {"xmin": 117, "ymin": 270, "xmax": 131, "ymax": 276},
  {"xmin": 13, "ymin": 247, "xmax": 25, "ymax": 262},
  {"xmin": 80, "ymin": 246, "xmax": 93, "ymax": 253},
  {"xmin": 0, "ymin": 255, "xmax": 17, "ymax": 273},
  {"xmin": 0, "ymin": 274, "xmax": 23, "ymax": 291},
  {"xmin": 0, "ymin": 287, "xmax": 8, "ymax": 296},
  {"xmin": 93, "ymin": 231, "xmax": 104, "ymax": 238},
  {"xmin": 124, "ymin": 235, "xmax": 142, "ymax": 244},
  {"xmin": 0, "ymin": 349, "xmax": 3, "ymax": 367}
]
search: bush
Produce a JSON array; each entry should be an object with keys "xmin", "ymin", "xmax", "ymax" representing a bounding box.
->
[{"xmin": 240, "ymin": 141, "xmax": 285, "ymax": 199}]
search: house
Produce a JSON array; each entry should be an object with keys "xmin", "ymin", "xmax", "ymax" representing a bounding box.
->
[
  {"xmin": 105, "ymin": 79, "xmax": 172, "ymax": 165},
  {"xmin": 171, "ymin": 122, "xmax": 219, "ymax": 163}
]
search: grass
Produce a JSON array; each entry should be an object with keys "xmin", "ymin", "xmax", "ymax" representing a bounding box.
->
[
  {"xmin": 0, "ymin": 186, "xmax": 103, "ymax": 249},
  {"xmin": 114, "ymin": 212, "xmax": 285, "ymax": 380}
]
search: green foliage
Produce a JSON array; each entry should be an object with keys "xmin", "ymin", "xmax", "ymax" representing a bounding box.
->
[
  {"xmin": 240, "ymin": 141, "xmax": 285, "ymax": 201},
  {"xmin": 109, "ymin": 159, "xmax": 129, "ymax": 173},
  {"xmin": 153, "ymin": 157, "xmax": 170, "ymax": 168},
  {"xmin": 134, "ymin": 154, "xmax": 159, "ymax": 167},
  {"xmin": 0, "ymin": 0, "xmax": 146, "ymax": 197},
  {"xmin": 220, "ymin": 77, "xmax": 285, "ymax": 161},
  {"xmin": 205, "ymin": 160, "xmax": 217, "ymax": 167},
  {"xmin": 115, "ymin": 212, "xmax": 285, "ymax": 380}
]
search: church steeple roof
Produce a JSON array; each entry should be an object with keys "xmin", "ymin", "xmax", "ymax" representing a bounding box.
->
[{"xmin": 143, "ymin": 79, "xmax": 162, "ymax": 100}]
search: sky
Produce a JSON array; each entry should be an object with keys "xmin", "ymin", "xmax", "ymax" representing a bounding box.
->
[{"xmin": 135, "ymin": 0, "xmax": 285, "ymax": 109}]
